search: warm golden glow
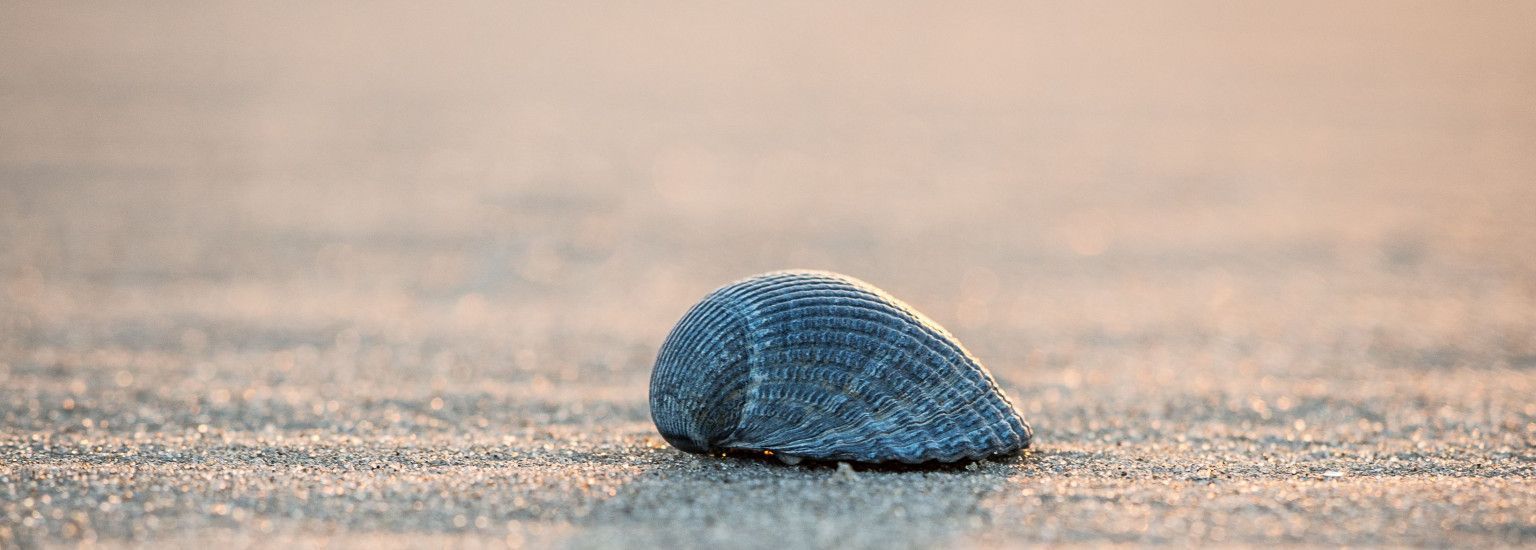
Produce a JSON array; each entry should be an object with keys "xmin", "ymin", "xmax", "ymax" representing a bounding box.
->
[{"xmin": 1, "ymin": 2, "xmax": 1531, "ymax": 546}]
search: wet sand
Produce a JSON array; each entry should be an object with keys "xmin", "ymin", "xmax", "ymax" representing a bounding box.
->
[{"xmin": 3, "ymin": 2, "xmax": 1535, "ymax": 547}]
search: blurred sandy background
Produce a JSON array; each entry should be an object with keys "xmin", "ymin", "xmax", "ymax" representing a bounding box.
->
[{"xmin": 2, "ymin": 1, "xmax": 1535, "ymax": 547}]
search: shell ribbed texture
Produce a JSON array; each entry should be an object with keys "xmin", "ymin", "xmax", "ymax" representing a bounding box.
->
[{"xmin": 649, "ymin": 271, "xmax": 1032, "ymax": 463}]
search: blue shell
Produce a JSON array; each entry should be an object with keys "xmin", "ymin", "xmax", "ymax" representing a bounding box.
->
[{"xmin": 649, "ymin": 270, "xmax": 1032, "ymax": 464}]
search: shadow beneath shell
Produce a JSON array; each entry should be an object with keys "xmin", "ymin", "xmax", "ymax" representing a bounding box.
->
[
  {"xmin": 563, "ymin": 446, "xmax": 1037, "ymax": 548},
  {"xmin": 716, "ymin": 448, "xmax": 1033, "ymax": 473}
]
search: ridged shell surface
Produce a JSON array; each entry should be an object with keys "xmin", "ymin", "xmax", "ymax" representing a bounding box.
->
[{"xmin": 649, "ymin": 270, "xmax": 1032, "ymax": 464}]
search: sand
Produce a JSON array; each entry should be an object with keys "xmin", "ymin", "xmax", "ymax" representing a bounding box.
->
[{"xmin": 3, "ymin": 2, "xmax": 1536, "ymax": 547}]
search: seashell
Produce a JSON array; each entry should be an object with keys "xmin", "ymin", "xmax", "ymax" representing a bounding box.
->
[{"xmin": 649, "ymin": 270, "xmax": 1032, "ymax": 464}]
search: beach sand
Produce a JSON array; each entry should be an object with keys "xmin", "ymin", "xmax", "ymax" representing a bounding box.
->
[{"xmin": 3, "ymin": 2, "xmax": 1535, "ymax": 547}]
